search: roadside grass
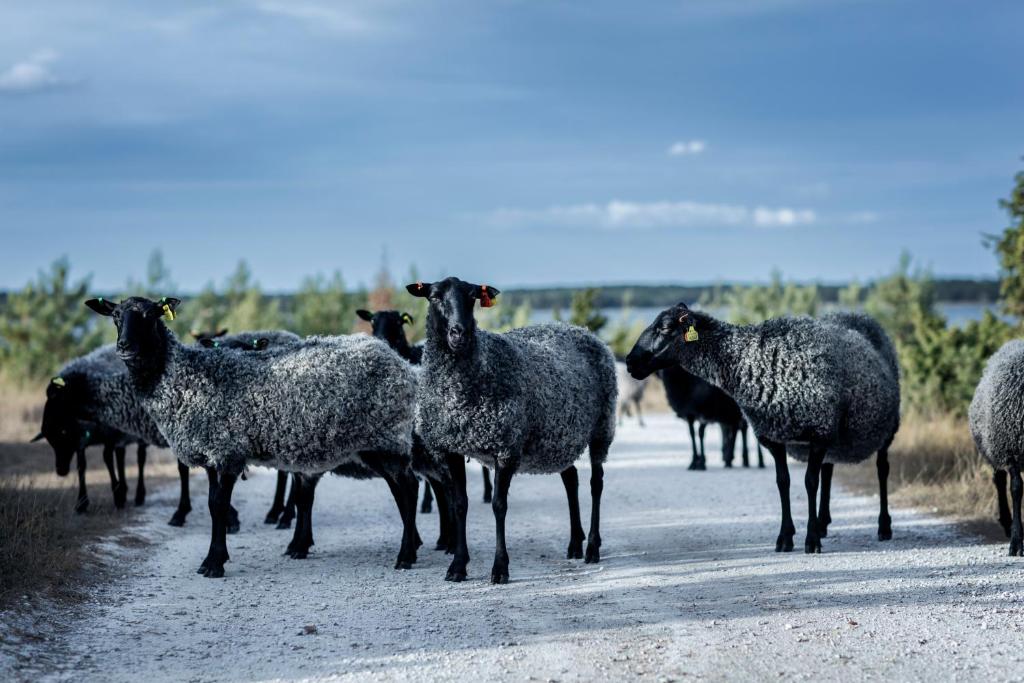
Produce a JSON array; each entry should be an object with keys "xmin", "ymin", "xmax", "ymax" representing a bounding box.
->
[
  {"xmin": 837, "ymin": 413, "xmax": 1001, "ymax": 537},
  {"xmin": 0, "ymin": 384, "xmax": 179, "ymax": 610}
]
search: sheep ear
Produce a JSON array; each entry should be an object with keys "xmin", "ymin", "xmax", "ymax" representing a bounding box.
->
[
  {"xmin": 198, "ymin": 338, "xmax": 217, "ymax": 348},
  {"xmin": 356, "ymin": 309, "xmax": 374, "ymax": 322},
  {"xmin": 401, "ymin": 313, "xmax": 414, "ymax": 326},
  {"xmin": 31, "ymin": 431, "xmax": 45, "ymax": 443},
  {"xmin": 85, "ymin": 298, "xmax": 116, "ymax": 316},
  {"xmin": 406, "ymin": 282, "xmax": 430, "ymax": 298},
  {"xmin": 214, "ymin": 328, "xmax": 229, "ymax": 338},
  {"xmin": 253, "ymin": 338, "xmax": 270, "ymax": 350},
  {"xmin": 472, "ymin": 284, "xmax": 500, "ymax": 308}
]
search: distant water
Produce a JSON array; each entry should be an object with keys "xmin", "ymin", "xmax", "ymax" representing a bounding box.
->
[{"xmin": 529, "ymin": 302, "xmax": 1004, "ymax": 328}]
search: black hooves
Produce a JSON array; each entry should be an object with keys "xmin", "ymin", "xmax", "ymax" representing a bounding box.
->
[
  {"xmin": 197, "ymin": 555, "xmax": 227, "ymax": 577},
  {"xmin": 584, "ymin": 544, "xmax": 600, "ymax": 564},
  {"xmin": 168, "ymin": 509, "xmax": 189, "ymax": 527},
  {"xmin": 113, "ymin": 486, "xmax": 127, "ymax": 509},
  {"xmin": 804, "ymin": 537, "xmax": 822, "ymax": 554},
  {"xmin": 434, "ymin": 538, "xmax": 450, "ymax": 551},
  {"xmin": 420, "ymin": 501, "xmax": 433, "ymax": 514},
  {"xmin": 264, "ymin": 509, "xmax": 283, "ymax": 525},
  {"xmin": 74, "ymin": 497, "xmax": 89, "ymax": 514},
  {"xmin": 775, "ymin": 534, "xmax": 794, "ymax": 552},
  {"xmin": 276, "ymin": 513, "xmax": 294, "ymax": 530},
  {"xmin": 723, "ymin": 461, "xmax": 734, "ymax": 469},
  {"xmin": 483, "ymin": 493, "xmax": 492, "ymax": 504},
  {"xmin": 445, "ymin": 561, "xmax": 468, "ymax": 582},
  {"xmin": 135, "ymin": 489, "xmax": 146, "ymax": 506},
  {"xmin": 285, "ymin": 546, "xmax": 310, "ymax": 559},
  {"xmin": 490, "ymin": 571, "xmax": 509, "ymax": 584},
  {"xmin": 878, "ymin": 515, "xmax": 893, "ymax": 541},
  {"xmin": 1008, "ymin": 542, "xmax": 1023, "ymax": 557},
  {"xmin": 567, "ymin": 540, "xmax": 584, "ymax": 560},
  {"xmin": 395, "ymin": 560, "xmax": 413, "ymax": 570}
]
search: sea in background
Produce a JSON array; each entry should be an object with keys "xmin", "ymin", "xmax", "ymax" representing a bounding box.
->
[{"xmin": 529, "ymin": 302, "xmax": 1006, "ymax": 328}]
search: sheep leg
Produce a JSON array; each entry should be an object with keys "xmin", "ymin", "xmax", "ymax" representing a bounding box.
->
[
  {"xmin": 740, "ymin": 424, "xmax": 750, "ymax": 468},
  {"xmin": 994, "ymin": 469, "xmax": 1012, "ymax": 538},
  {"xmin": 428, "ymin": 477, "xmax": 453, "ymax": 552},
  {"xmin": 1009, "ymin": 464, "xmax": 1023, "ymax": 557},
  {"xmin": 817, "ymin": 463, "xmax": 834, "ymax": 537},
  {"xmin": 696, "ymin": 423, "xmax": 707, "ymax": 470},
  {"xmin": 482, "ymin": 467, "xmax": 493, "ymax": 504},
  {"xmin": 264, "ymin": 470, "xmax": 289, "ymax": 524},
  {"xmin": 420, "ymin": 478, "xmax": 434, "ymax": 514},
  {"xmin": 381, "ymin": 470, "xmax": 419, "ymax": 569},
  {"xmin": 585, "ymin": 442, "xmax": 608, "ymax": 564},
  {"xmin": 687, "ymin": 418, "xmax": 700, "ymax": 470},
  {"xmin": 490, "ymin": 463, "xmax": 516, "ymax": 584},
  {"xmin": 74, "ymin": 448, "xmax": 89, "ymax": 513},
  {"xmin": 803, "ymin": 446, "xmax": 825, "ymax": 554},
  {"xmin": 443, "ymin": 453, "xmax": 470, "ymax": 582},
  {"xmin": 877, "ymin": 447, "xmax": 892, "ymax": 541},
  {"xmin": 134, "ymin": 443, "xmax": 147, "ymax": 506},
  {"xmin": 722, "ymin": 425, "xmax": 736, "ymax": 469},
  {"xmin": 757, "ymin": 442, "xmax": 766, "ymax": 469},
  {"xmin": 767, "ymin": 441, "xmax": 794, "ymax": 552},
  {"xmin": 635, "ymin": 399, "xmax": 645, "ymax": 428},
  {"xmin": 286, "ymin": 473, "xmax": 321, "ymax": 560},
  {"xmin": 560, "ymin": 466, "xmax": 586, "ymax": 559},
  {"xmin": 102, "ymin": 445, "xmax": 118, "ymax": 507},
  {"xmin": 198, "ymin": 469, "xmax": 237, "ymax": 578},
  {"xmin": 113, "ymin": 447, "xmax": 128, "ymax": 509},
  {"xmin": 276, "ymin": 474, "xmax": 297, "ymax": 530},
  {"xmin": 169, "ymin": 460, "xmax": 192, "ymax": 526}
]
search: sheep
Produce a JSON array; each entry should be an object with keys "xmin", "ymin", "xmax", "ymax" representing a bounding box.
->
[
  {"xmin": 406, "ymin": 277, "xmax": 617, "ymax": 583},
  {"xmin": 969, "ymin": 339, "xmax": 1024, "ymax": 555},
  {"xmin": 357, "ymin": 307, "xmax": 495, "ymax": 507},
  {"xmin": 192, "ymin": 328, "xmax": 303, "ymax": 527},
  {"xmin": 626, "ymin": 306, "xmax": 900, "ymax": 554},
  {"xmin": 659, "ymin": 365, "xmax": 765, "ymax": 470},
  {"xmin": 616, "ymin": 360, "xmax": 649, "ymax": 427},
  {"xmin": 36, "ymin": 345, "xmax": 156, "ymax": 512},
  {"xmin": 86, "ymin": 295, "xmax": 420, "ymax": 578}
]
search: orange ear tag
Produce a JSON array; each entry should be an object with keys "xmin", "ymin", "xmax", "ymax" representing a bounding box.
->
[
  {"xmin": 480, "ymin": 285, "xmax": 495, "ymax": 308},
  {"xmin": 684, "ymin": 325, "xmax": 699, "ymax": 342}
]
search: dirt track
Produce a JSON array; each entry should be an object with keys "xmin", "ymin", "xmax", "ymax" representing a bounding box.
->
[{"xmin": 8, "ymin": 414, "xmax": 1024, "ymax": 682}]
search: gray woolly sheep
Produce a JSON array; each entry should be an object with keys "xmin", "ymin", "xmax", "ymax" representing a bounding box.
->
[
  {"xmin": 87, "ymin": 296, "xmax": 419, "ymax": 578},
  {"xmin": 407, "ymin": 277, "xmax": 617, "ymax": 584},
  {"xmin": 969, "ymin": 338, "xmax": 1024, "ymax": 555},
  {"xmin": 616, "ymin": 360, "xmax": 649, "ymax": 427},
  {"xmin": 36, "ymin": 344, "xmax": 150, "ymax": 512},
  {"xmin": 627, "ymin": 305, "xmax": 900, "ymax": 554}
]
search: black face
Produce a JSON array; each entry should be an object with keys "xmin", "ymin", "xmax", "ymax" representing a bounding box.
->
[
  {"xmin": 356, "ymin": 309, "xmax": 413, "ymax": 349},
  {"xmin": 406, "ymin": 277, "xmax": 499, "ymax": 356},
  {"xmin": 625, "ymin": 303, "xmax": 695, "ymax": 380},
  {"xmin": 85, "ymin": 296, "xmax": 180, "ymax": 366},
  {"xmin": 38, "ymin": 380, "xmax": 83, "ymax": 476}
]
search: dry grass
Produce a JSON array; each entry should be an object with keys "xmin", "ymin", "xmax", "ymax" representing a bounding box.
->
[
  {"xmin": 838, "ymin": 413, "xmax": 1000, "ymax": 537},
  {"xmin": 0, "ymin": 383, "xmax": 179, "ymax": 609}
]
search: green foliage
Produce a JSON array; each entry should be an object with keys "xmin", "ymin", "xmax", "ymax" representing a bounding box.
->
[
  {"xmin": 988, "ymin": 167, "xmax": 1024, "ymax": 318},
  {"xmin": 700, "ymin": 270, "xmax": 820, "ymax": 324},
  {"xmin": 862, "ymin": 252, "xmax": 943, "ymax": 346},
  {"xmin": 0, "ymin": 258, "xmax": 108, "ymax": 384},
  {"xmin": 292, "ymin": 271, "xmax": 357, "ymax": 337},
  {"xmin": 568, "ymin": 288, "xmax": 608, "ymax": 333}
]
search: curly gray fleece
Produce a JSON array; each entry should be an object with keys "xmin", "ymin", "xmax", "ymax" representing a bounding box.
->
[
  {"xmin": 646, "ymin": 309, "xmax": 899, "ymax": 464},
  {"xmin": 416, "ymin": 322, "xmax": 617, "ymax": 473},
  {"xmin": 969, "ymin": 339, "xmax": 1024, "ymax": 470},
  {"xmin": 138, "ymin": 328, "xmax": 416, "ymax": 474}
]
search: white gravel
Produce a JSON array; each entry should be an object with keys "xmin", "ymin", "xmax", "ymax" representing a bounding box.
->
[{"xmin": 10, "ymin": 414, "xmax": 1024, "ymax": 682}]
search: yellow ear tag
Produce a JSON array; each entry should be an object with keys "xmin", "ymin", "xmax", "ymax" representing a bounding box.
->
[
  {"xmin": 162, "ymin": 304, "xmax": 176, "ymax": 321},
  {"xmin": 684, "ymin": 325, "xmax": 699, "ymax": 343}
]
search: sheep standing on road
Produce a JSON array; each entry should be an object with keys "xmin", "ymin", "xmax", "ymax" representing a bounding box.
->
[
  {"xmin": 87, "ymin": 296, "xmax": 420, "ymax": 578},
  {"xmin": 627, "ymin": 306, "xmax": 899, "ymax": 554},
  {"xmin": 35, "ymin": 345, "xmax": 150, "ymax": 512},
  {"xmin": 616, "ymin": 360, "xmax": 649, "ymax": 427},
  {"xmin": 659, "ymin": 365, "xmax": 764, "ymax": 470},
  {"xmin": 970, "ymin": 339, "xmax": 1024, "ymax": 555},
  {"xmin": 408, "ymin": 277, "xmax": 617, "ymax": 583}
]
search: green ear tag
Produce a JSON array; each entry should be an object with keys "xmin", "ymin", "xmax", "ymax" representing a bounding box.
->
[
  {"xmin": 253, "ymin": 339, "xmax": 259, "ymax": 347},
  {"xmin": 684, "ymin": 325, "xmax": 699, "ymax": 343}
]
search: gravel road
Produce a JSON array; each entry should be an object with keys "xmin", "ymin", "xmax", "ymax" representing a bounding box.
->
[{"xmin": 11, "ymin": 414, "xmax": 1024, "ymax": 682}]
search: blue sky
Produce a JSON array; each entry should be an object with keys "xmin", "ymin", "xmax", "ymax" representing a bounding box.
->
[{"xmin": 0, "ymin": 0, "xmax": 1021, "ymax": 292}]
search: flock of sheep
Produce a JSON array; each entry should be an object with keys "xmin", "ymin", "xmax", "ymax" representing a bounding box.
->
[{"xmin": 32, "ymin": 276, "xmax": 1024, "ymax": 585}]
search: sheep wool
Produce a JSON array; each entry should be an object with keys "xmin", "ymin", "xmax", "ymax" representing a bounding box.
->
[{"xmin": 969, "ymin": 339, "xmax": 1024, "ymax": 470}]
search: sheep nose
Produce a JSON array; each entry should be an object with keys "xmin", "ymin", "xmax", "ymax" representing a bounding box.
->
[{"xmin": 449, "ymin": 325, "xmax": 464, "ymax": 341}]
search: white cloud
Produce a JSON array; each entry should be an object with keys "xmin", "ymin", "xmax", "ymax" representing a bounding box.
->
[
  {"xmin": 255, "ymin": 1, "xmax": 378, "ymax": 35},
  {"xmin": 0, "ymin": 50, "xmax": 66, "ymax": 94},
  {"xmin": 668, "ymin": 140, "xmax": 706, "ymax": 156},
  {"xmin": 487, "ymin": 200, "xmax": 816, "ymax": 230}
]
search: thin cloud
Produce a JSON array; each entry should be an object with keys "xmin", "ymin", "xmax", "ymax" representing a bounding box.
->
[
  {"xmin": 255, "ymin": 1, "xmax": 379, "ymax": 35},
  {"xmin": 487, "ymin": 200, "xmax": 816, "ymax": 230},
  {"xmin": 668, "ymin": 140, "xmax": 707, "ymax": 156},
  {"xmin": 0, "ymin": 50, "xmax": 67, "ymax": 94}
]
